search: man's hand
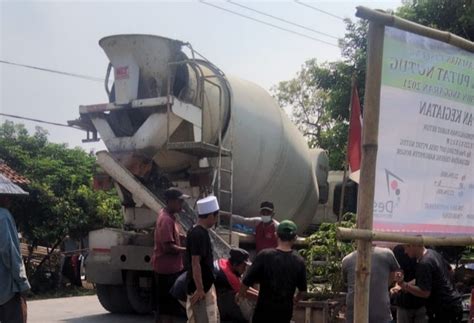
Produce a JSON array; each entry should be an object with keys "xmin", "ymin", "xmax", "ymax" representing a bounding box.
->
[
  {"xmin": 163, "ymin": 241, "xmax": 186, "ymax": 254},
  {"xmin": 394, "ymin": 271, "xmax": 404, "ymax": 285},
  {"xmin": 190, "ymin": 288, "xmax": 206, "ymax": 305},
  {"xmin": 293, "ymin": 296, "xmax": 300, "ymax": 306},
  {"xmin": 238, "ymin": 284, "xmax": 250, "ymax": 303},
  {"xmin": 390, "ymin": 284, "xmax": 402, "ymax": 295},
  {"xmin": 293, "ymin": 291, "xmax": 305, "ymax": 305},
  {"xmin": 179, "ymin": 233, "xmax": 186, "ymax": 245},
  {"xmin": 235, "ymin": 293, "xmax": 241, "ymax": 305},
  {"xmin": 247, "ymin": 287, "xmax": 259, "ymax": 300}
]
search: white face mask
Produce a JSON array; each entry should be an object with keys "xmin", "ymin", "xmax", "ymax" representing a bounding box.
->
[{"xmin": 261, "ymin": 216, "xmax": 272, "ymax": 223}]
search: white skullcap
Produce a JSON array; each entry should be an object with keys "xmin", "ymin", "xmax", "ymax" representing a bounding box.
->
[{"xmin": 196, "ymin": 196, "xmax": 219, "ymax": 215}]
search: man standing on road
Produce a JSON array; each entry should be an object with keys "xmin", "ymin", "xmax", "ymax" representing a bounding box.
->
[
  {"xmin": 170, "ymin": 248, "xmax": 257, "ymax": 322},
  {"xmin": 0, "ymin": 175, "xmax": 30, "ymax": 323},
  {"xmin": 224, "ymin": 201, "xmax": 278, "ymax": 254},
  {"xmin": 153, "ymin": 188, "xmax": 189, "ymax": 323},
  {"xmin": 397, "ymin": 244, "xmax": 462, "ymax": 323},
  {"xmin": 238, "ymin": 220, "xmax": 307, "ymax": 323},
  {"xmin": 391, "ymin": 244, "xmax": 427, "ymax": 323},
  {"xmin": 342, "ymin": 246, "xmax": 400, "ymax": 323},
  {"xmin": 185, "ymin": 196, "xmax": 220, "ymax": 323}
]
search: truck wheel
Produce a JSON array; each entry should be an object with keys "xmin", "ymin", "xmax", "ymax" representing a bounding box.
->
[
  {"xmin": 96, "ymin": 284, "xmax": 134, "ymax": 314},
  {"xmin": 125, "ymin": 270, "xmax": 154, "ymax": 314}
]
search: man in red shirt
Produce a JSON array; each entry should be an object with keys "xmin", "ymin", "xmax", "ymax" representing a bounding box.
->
[
  {"xmin": 254, "ymin": 201, "xmax": 278, "ymax": 253},
  {"xmin": 224, "ymin": 201, "xmax": 279, "ymax": 254},
  {"xmin": 153, "ymin": 188, "xmax": 188, "ymax": 323}
]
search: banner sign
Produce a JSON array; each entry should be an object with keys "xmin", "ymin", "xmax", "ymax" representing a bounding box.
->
[{"xmin": 374, "ymin": 26, "xmax": 474, "ymax": 234}]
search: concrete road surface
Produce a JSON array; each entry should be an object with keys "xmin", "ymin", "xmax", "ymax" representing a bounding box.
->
[{"xmin": 28, "ymin": 295, "xmax": 154, "ymax": 323}]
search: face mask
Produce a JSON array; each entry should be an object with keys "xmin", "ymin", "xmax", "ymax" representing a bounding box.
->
[{"xmin": 261, "ymin": 216, "xmax": 272, "ymax": 223}]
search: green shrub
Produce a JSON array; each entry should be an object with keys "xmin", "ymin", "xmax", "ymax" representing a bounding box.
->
[{"xmin": 301, "ymin": 213, "xmax": 356, "ymax": 297}]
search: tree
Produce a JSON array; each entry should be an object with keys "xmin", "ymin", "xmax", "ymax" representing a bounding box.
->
[
  {"xmin": 273, "ymin": 1, "xmax": 472, "ymax": 170},
  {"xmin": 272, "ymin": 59, "xmax": 330, "ymax": 147},
  {"xmin": 272, "ymin": 19, "xmax": 368, "ymax": 169},
  {"xmin": 397, "ymin": 0, "xmax": 474, "ymax": 40},
  {"xmin": 0, "ymin": 121, "xmax": 122, "ymax": 248}
]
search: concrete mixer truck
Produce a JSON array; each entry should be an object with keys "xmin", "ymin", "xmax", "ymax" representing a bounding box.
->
[{"xmin": 70, "ymin": 34, "xmax": 337, "ymax": 314}]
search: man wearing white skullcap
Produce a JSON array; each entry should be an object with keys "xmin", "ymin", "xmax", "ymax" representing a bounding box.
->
[{"xmin": 185, "ymin": 196, "xmax": 220, "ymax": 323}]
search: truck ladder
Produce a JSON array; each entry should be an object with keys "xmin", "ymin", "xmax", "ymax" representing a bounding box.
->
[{"xmin": 162, "ymin": 55, "xmax": 235, "ymax": 246}]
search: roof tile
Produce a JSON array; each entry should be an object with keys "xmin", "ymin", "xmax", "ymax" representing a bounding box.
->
[{"xmin": 0, "ymin": 162, "xmax": 30, "ymax": 185}]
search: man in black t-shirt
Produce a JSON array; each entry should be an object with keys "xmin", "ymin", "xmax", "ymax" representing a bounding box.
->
[
  {"xmin": 392, "ymin": 244, "xmax": 427, "ymax": 323},
  {"xmin": 238, "ymin": 220, "xmax": 307, "ymax": 323},
  {"xmin": 397, "ymin": 245, "xmax": 462, "ymax": 323},
  {"xmin": 185, "ymin": 196, "xmax": 220, "ymax": 323}
]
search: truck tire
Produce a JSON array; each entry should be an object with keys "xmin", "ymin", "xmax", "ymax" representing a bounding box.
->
[
  {"xmin": 96, "ymin": 284, "xmax": 134, "ymax": 314},
  {"xmin": 125, "ymin": 270, "xmax": 154, "ymax": 314}
]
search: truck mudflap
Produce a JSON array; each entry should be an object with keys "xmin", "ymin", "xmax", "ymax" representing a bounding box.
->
[{"xmin": 86, "ymin": 259, "xmax": 123, "ymax": 285}]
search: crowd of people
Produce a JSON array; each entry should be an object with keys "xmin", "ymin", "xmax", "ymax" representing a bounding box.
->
[
  {"xmin": 0, "ymin": 183, "xmax": 467, "ymax": 323},
  {"xmin": 342, "ymin": 243, "xmax": 463, "ymax": 323},
  {"xmin": 154, "ymin": 188, "xmax": 466, "ymax": 323},
  {"xmin": 153, "ymin": 188, "xmax": 307, "ymax": 323}
]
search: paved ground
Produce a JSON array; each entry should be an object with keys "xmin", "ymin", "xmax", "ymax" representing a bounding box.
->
[{"xmin": 28, "ymin": 295, "xmax": 154, "ymax": 323}]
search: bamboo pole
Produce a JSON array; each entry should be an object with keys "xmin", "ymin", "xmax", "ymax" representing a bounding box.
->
[
  {"xmin": 353, "ymin": 21, "xmax": 385, "ymax": 323},
  {"xmin": 337, "ymin": 227, "xmax": 474, "ymax": 246},
  {"xmin": 356, "ymin": 6, "xmax": 474, "ymax": 53}
]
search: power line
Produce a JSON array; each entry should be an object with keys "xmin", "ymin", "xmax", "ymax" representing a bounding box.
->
[
  {"xmin": 199, "ymin": 0, "xmax": 339, "ymax": 48},
  {"xmin": 227, "ymin": 0, "xmax": 339, "ymax": 40},
  {"xmin": 0, "ymin": 59, "xmax": 105, "ymax": 83},
  {"xmin": 0, "ymin": 113, "xmax": 85, "ymax": 131},
  {"xmin": 294, "ymin": 0, "xmax": 344, "ymax": 21}
]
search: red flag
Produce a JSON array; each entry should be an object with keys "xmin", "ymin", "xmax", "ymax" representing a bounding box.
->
[{"xmin": 348, "ymin": 85, "xmax": 362, "ymax": 183}]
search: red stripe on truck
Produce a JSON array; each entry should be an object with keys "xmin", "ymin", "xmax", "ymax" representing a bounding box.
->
[{"xmin": 92, "ymin": 248, "xmax": 111, "ymax": 253}]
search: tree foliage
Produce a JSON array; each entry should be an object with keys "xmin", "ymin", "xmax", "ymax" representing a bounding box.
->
[
  {"xmin": 273, "ymin": 1, "xmax": 472, "ymax": 170},
  {"xmin": 272, "ymin": 19, "xmax": 368, "ymax": 169},
  {"xmin": 301, "ymin": 214, "xmax": 356, "ymax": 296},
  {"xmin": 397, "ymin": 0, "xmax": 474, "ymax": 40},
  {"xmin": 0, "ymin": 121, "xmax": 122, "ymax": 247}
]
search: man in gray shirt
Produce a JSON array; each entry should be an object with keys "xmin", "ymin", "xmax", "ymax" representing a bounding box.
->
[{"xmin": 342, "ymin": 246, "xmax": 400, "ymax": 323}]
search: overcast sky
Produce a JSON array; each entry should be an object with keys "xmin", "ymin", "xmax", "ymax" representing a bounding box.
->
[{"xmin": 1, "ymin": 0, "xmax": 400, "ymax": 152}]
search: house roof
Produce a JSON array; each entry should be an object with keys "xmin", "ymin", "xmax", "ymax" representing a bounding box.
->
[
  {"xmin": 0, "ymin": 161, "xmax": 30, "ymax": 185},
  {"xmin": 0, "ymin": 173, "xmax": 28, "ymax": 195}
]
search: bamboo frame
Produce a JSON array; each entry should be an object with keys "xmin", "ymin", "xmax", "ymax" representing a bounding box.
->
[
  {"xmin": 337, "ymin": 227, "xmax": 474, "ymax": 246},
  {"xmin": 353, "ymin": 21, "xmax": 384, "ymax": 323},
  {"xmin": 356, "ymin": 6, "xmax": 474, "ymax": 53},
  {"xmin": 347, "ymin": 7, "xmax": 474, "ymax": 323},
  {"xmin": 344, "ymin": 6, "xmax": 474, "ymax": 323}
]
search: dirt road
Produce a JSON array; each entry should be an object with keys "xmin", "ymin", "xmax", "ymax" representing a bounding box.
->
[{"xmin": 28, "ymin": 295, "xmax": 154, "ymax": 323}]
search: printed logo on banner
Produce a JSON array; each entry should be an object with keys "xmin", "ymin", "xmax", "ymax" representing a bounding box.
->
[
  {"xmin": 374, "ymin": 169, "xmax": 404, "ymax": 217},
  {"xmin": 385, "ymin": 169, "xmax": 404, "ymax": 203}
]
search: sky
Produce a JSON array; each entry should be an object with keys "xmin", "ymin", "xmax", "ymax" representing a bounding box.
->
[{"xmin": 0, "ymin": 0, "xmax": 400, "ymax": 152}]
